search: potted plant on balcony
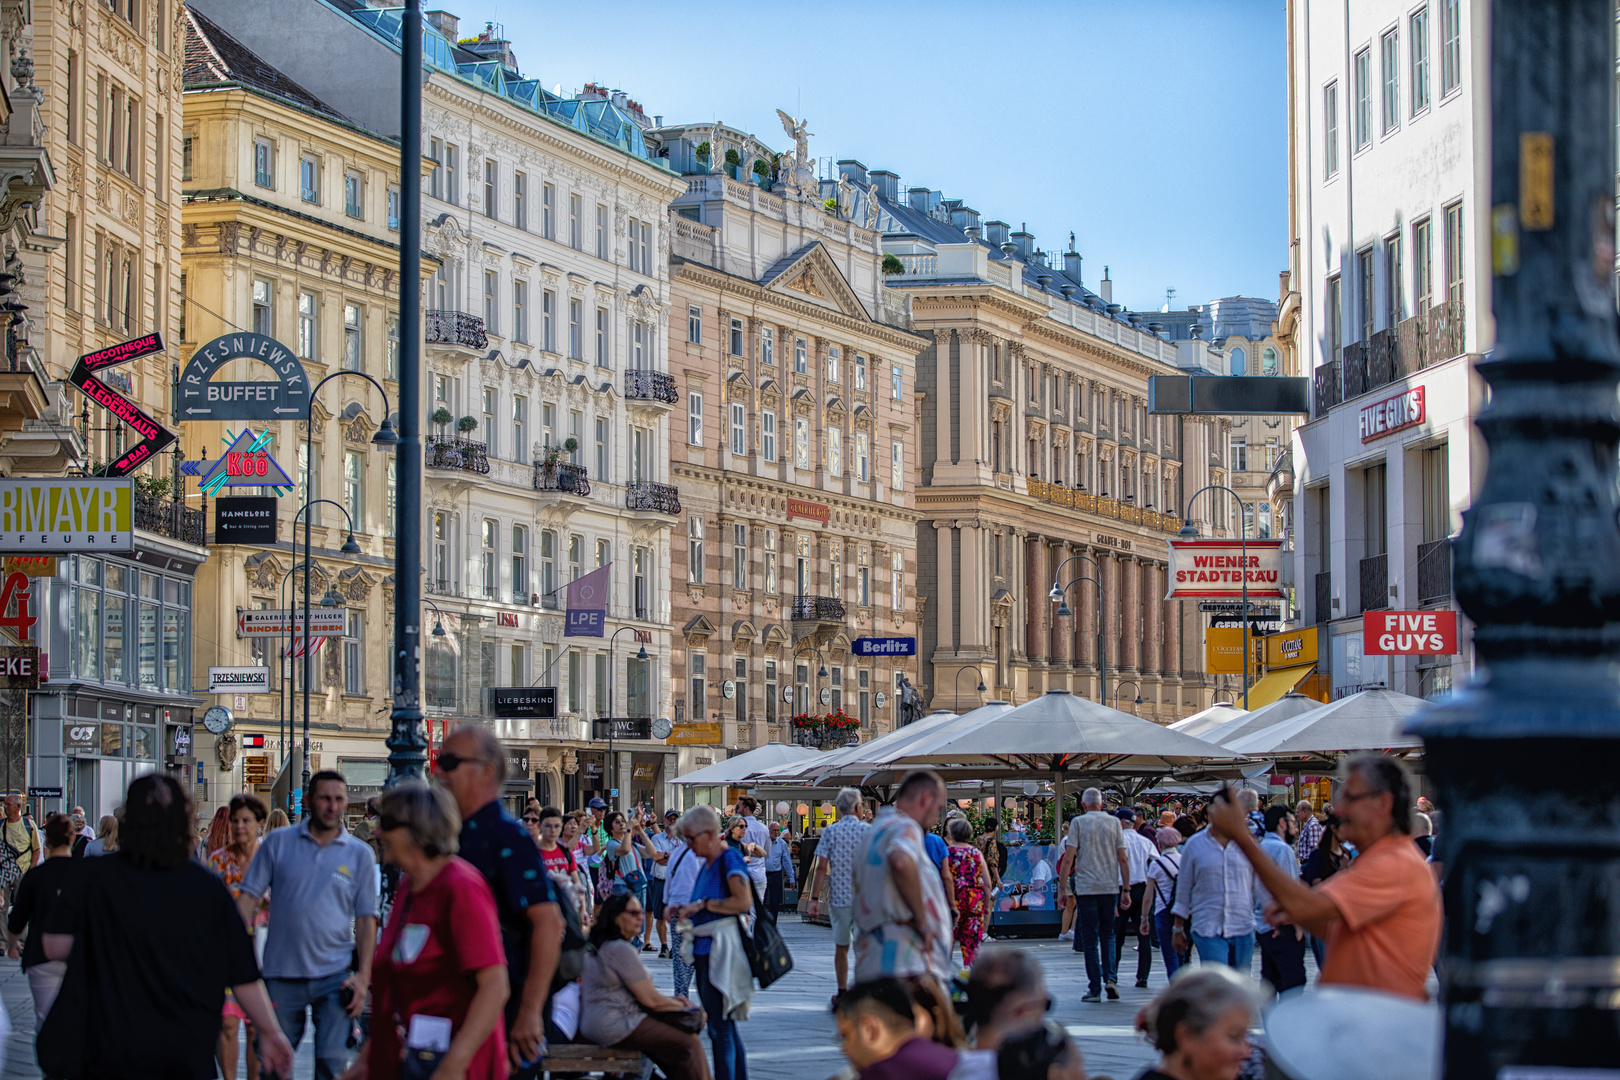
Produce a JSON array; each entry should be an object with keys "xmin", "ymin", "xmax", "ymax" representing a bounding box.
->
[
  {"xmin": 539, "ymin": 436, "xmax": 581, "ymax": 470},
  {"xmin": 457, "ymin": 416, "xmax": 478, "ymax": 435},
  {"xmin": 882, "ymin": 253, "xmax": 904, "ymax": 275}
]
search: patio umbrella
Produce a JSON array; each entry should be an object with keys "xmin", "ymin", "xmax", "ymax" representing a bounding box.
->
[
  {"xmin": 1199, "ymin": 694, "xmax": 1325, "ymax": 748},
  {"xmin": 1168, "ymin": 703, "xmax": 1247, "ymax": 737},
  {"xmin": 762, "ymin": 708, "xmax": 968, "ymax": 783},
  {"xmin": 669, "ymin": 742, "xmax": 823, "ymax": 786},
  {"xmin": 1223, "ymin": 689, "xmax": 1426, "ymax": 758}
]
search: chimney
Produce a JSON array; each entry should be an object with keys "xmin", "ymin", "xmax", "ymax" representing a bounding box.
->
[
  {"xmin": 907, "ymin": 187, "xmax": 931, "ymax": 212},
  {"xmin": 836, "ymin": 159, "xmax": 869, "ymax": 187},
  {"xmin": 1011, "ymin": 223, "xmax": 1035, "ymax": 259},
  {"xmin": 870, "ymin": 170, "xmax": 900, "ymax": 201},
  {"xmin": 1100, "ymin": 265, "xmax": 1113, "ymax": 305},
  {"xmin": 611, "ymin": 91, "xmax": 628, "ymax": 110},
  {"xmin": 1063, "ymin": 250, "xmax": 1082, "ymax": 284},
  {"xmin": 425, "ymin": 9, "xmax": 460, "ymax": 39},
  {"xmin": 985, "ymin": 220, "xmax": 1010, "ymax": 247},
  {"xmin": 653, "ymin": 115, "xmax": 663, "ymax": 127},
  {"xmin": 950, "ymin": 206, "xmax": 981, "ymax": 233}
]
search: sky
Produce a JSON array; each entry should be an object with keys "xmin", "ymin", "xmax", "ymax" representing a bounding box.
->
[{"xmin": 478, "ymin": 0, "xmax": 1286, "ymax": 314}]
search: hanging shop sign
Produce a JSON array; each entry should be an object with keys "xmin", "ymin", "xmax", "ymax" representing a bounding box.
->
[
  {"xmin": 209, "ymin": 666, "xmax": 270, "ymax": 694},
  {"xmin": 787, "ymin": 498, "xmax": 829, "ymax": 525},
  {"xmin": 68, "ymin": 334, "xmax": 176, "ymax": 475},
  {"xmin": 564, "ymin": 563, "xmax": 609, "ymax": 637},
  {"xmin": 592, "ymin": 717, "xmax": 651, "ymax": 740},
  {"xmin": 1362, "ymin": 610, "xmax": 1459, "ymax": 655},
  {"xmin": 666, "ymin": 722, "xmax": 722, "ymax": 745},
  {"xmin": 178, "ymin": 332, "xmax": 311, "ymax": 421},
  {"xmin": 0, "ymin": 571, "xmax": 36, "ymax": 642},
  {"xmin": 199, "ymin": 429, "xmax": 294, "ymax": 495},
  {"xmin": 490, "ymin": 686, "xmax": 557, "ymax": 718},
  {"xmin": 238, "ymin": 609, "xmax": 348, "ymax": 637},
  {"xmin": 1265, "ymin": 626, "xmax": 1318, "ymax": 669},
  {"xmin": 1205, "ymin": 627, "xmax": 1256, "ymax": 675},
  {"xmin": 0, "ymin": 645, "xmax": 39, "ymax": 688},
  {"xmin": 1165, "ymin": 538, "xmax": 1284, "ymax": 600},
  {"xmin": 1359, "ymin": 386, "xmax": 1426, "ymax": 443},
  {"xmin": 852, "ymin": 636, "xmax": 917, "ymax": 657},
  {"xmin": 0, "ymin": 479, "xmax": 133, "ymax": 553},
  {"xmin": 216, "ymin": 497, "xmax": 278, "ymax": 545},
  {"xmin": 2, "ymin": 557, "xmax": 55, "ymax": 577}
]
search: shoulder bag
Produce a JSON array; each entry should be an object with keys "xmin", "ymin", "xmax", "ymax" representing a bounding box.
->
[{"xmin": 739, "ymin": 873, "xmax": 793, "ymax": 989}]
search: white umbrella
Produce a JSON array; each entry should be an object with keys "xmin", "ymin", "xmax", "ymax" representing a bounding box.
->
[
  {"xmin": 669, "ymin": 742, "xmax": 823, "ymax": 786},
  {"xmin": 1201, "ymin": 694, "xmax": 1325, "ymax": 748},
  {"xmin": 1168, "ymin": 703, "xmax": 1247, "ymax": 737},
  {"xmin": 1223, "ymin": 689, "xmax": 1427, "ymax": 757}
]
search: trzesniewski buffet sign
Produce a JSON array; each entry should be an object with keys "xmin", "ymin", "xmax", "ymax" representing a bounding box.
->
[{"xmin": 1165, "ymin": 539, "xmax": 1285, "ymax": 600}]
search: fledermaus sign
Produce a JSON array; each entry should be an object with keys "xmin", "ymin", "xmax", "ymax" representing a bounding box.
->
[
  {"xmin": 1165, "ymin": 539, "xmax": 1285, "ymax": 600},
  {"xmin": 178, "ymin": 333, "xmax": 310, "ymax": 422}
]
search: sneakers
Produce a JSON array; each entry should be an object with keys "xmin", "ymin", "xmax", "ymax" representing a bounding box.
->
[
  {"xmin": 1080, "ymin": 992, "xmax": 1101, "ymax": 1003},
  {"xmin": 1058, "ymin": 929, "xmax": 1075, "ymax": 941},
  {"xmin": 659, "ymin": 946, "xmax": 671, "ymax": 959},
  {"xmin": 1135, "ymin": 979, "xmax": 1150, "ymax": 989},
  {"xmin": 1105, "ymin": 981, "xmax": 1120, "ymax": 1000}
]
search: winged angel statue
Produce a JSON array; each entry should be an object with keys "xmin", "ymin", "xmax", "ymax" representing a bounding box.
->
[{"xmin": 775, "ymin": 109, "xmax": 821, "ymax": 202}]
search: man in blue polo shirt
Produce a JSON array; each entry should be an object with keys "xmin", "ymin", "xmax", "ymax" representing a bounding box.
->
[
  {"xmin": 239, "ymin": 770, "xmax": 377, "ymax": 1080},
  {"xmin": 436, "ymin": 724, "xmax": 563, "ymax": 1078}
]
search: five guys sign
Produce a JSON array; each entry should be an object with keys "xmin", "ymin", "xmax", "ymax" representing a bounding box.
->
[
  {"xmin": 69, "ymin": 333, "xmax": 176, "ymax": 475},
  {"xmin": 1363, "ymin": 610, "xmax": 1459, "ymax": 655}
]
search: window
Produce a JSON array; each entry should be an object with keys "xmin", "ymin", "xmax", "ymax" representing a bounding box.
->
[
  {"xmin": 730, "ymin": 403, "xmax": 745, "ymax": 455},
  {"xmin": 1381, "ymin": 29, "xmax": 1400, "ymax": 134},
  {"xmin": 729, "ymin": 318, "xmax": 744, "ymax": 356},
  {"xmin": 596, "ymin": 204, "xmax": 608, "ymax": 259},
  {"xmin": 892, "ymin": 550, "xmax": 905, "ymax": 611},
  {"xmin": 732, "ymin": 525, "xmax": 748, "ymax": 589},
  {"xmin": 627, "ymin": 219, "xmax": 641, "ymax": 273},
  {"xmin": 253, "ymin": 137, "xmax": 273, "ymax": 188},
  {"xmin": 300, "ymin": 154, "xmax": 320, "ymax": 202},
  {"xmin": 345, "ymin": 171, "xmax": 363, "ymax": 218},
  {"xmin": 1231, "ymin": 437, "xmax": 1248, "ymax": 472},
  {"xmin": 761, "ymin": 327, "xmax": 774, "ymax": 366},
  {"xmin": 594, "ymin": 417, "xmax": 609, "ymax": 480},
  {"xmin": 632, "ymin": 322, "xmax": 649, "ymax": 369},
  {"xmin": 762, "ymin": 411, "xmax": 776, "ymax": 462},
  {"xmin": 1327, "ymin": 273, "xmax": 1342, "ymax": 362},
  {"xmin": 1410, "ymin": 8, "xmax": 1430, "ymax": 114},
  {"xmin": 856, "ymin": 433, "xmax": 869, "ymax": 481},
  {"xmin": 387, "ymin": 186, "xmax": 400, "ymax": 230},
  {"xmin": 339, "ymin": 613, "xmax": 364, "ymax": 694},
  {"xmin": 636, "ymin": 220, "xmax": 651, "ymax": 273},
  {"xmin": 513, "ymin": 396, "xmax": 527, "ymax": 459},
  {"xmin": 432, "ymin": 511, "xmax": 448, "ymax": 584},
  {"xmin": 688, "ymin": 305, "xmax": 702, "ymax": 344},
  {"xmin": 569, "ymin": 193, "xmax": 582, "ymax": 249},
  {"xmin": 1413, "ymin": 218, "xmax": 1433, "ymax": 313},
  {"xmin": 512, "ymin": 525, "xmax": 529, "ymax": 602},
  {"xmin": 597, "ymin": 538, "xmax": 611, "ymax": 569},
  {"xmin": 181, "ymin": 136, "xmax": 192, "ymax": 181},
  {"xmin": 1263, "ymin": 347, "xmax": 1278, "ymax": 376},
  {"xmin": 857, "ymin": 547, "xmax": 870, "ymax": 606},
  {"xmin": 298, "ymin": 292, "xmax": 318, "ymax": 359},
  {"xmin": 568, "ymin": 651, "xmax": 582, "ymax": 713},
  {"xmin": 483, "ymin": 271, "xmax": 499, "ymax": 336},
  {"xmin": 483, "ymin": 159, "xmax": 497, "ymax": 219},
  {"xmin": 1444, "ymin": 201, "xmax": 1465, "ymax": 304},
  {"xmin": 542, "ymin": 290, "xmax": 556, "ymax": 351},
  {"xmin": 64, "ymin": 215, "xmax": 77, "ymax": 311},
  {"xmin": 1229, "ymin": 346, "xmax": 1246, "ymax": 376},
  {"xmin": 568, "ymin": 299, "xmax": 582, "ymax": 359},
  {"xmin": 855, "ymin": 354, "xmax": 867, "ymax": 391},
  {"xmin": 513, "ymin": 280, "xmax": 528, "ymax": 344},
  {"xmin": 892, "ymin": 364, "xmax": 903, "ymax": 400},
  {"xmin": 540, "ymin": 531, "xmax": 557, "ymax": 607},
  {"xmin": 795, "ymin": 418, "xmax": 810, "ymax": 468},
  {"xmin": 387, "ymin": 316, "xmax": 400, "ymax": 380},
  {"xmin": 482, "ymin": 388, "xmax": 498, "ymax": 458},
  {"xmin": 344, "ymin": 451, "xmax": 365, "ymax": 531},
  {"xmin": 343, "ymin": 303, "xmax": 362, "ymax": 370},
  {"xmin": 1353, "ymin": 49, "xmax": 1372, "ymax": 150},
  {"xmin": 514, "ymin": 172, "xmax": 527, "ymax": 230},
  {"xmin": 688, "ymin": 517, "xmax": 705, "ymax": 582},
  {"xmin": 511, "ymin": 645, "xmax": 528, "ymax": 685},
  {"xmin": 252, "ymin": 279, "xmax": 273, "ymax": 336},
  {"xmin": 764, "ymin": 529, "xmax": 778, "ymax": 594},
  {"xmin": 827, "ymin": 427, "xmax": 842, "ymax": 476},
  {"xmin": 67, "ymin": 51, "xmax": 80, "ymax": 146},
  {"xmin": 827, "ymin": 345, "xmax": 841, "ymax": 383},
  {"xmin": 1321, "ymin": 80, "xmax": 1339, "ymax": 179},
  {"xmin": 689, "ymin": 653, "xmax": 706, "ymax": 721},
  {"xmin": 1385, "ymin": 234, "xmax": 1404, "ymax": 323},
  {"xmin": 569, "ymin": 410, "xmax": 583, "ymax": 464},
  {"xmin": 429, "ymin": 138, "xmax": 444, "ymax": 199},
  {"xmin": 298, "ymin": 441, "xmax": 322, "ymax": 525},
  {"xmin": 1441, "ymin": 0, "xmax": 1461, "ymax": 96},
  {"xmin": 444, "ymin": 143, "xmax": 459, "ymax": 204},
  {"xmin": 542, "ymin": 402, "xmax": 555, "ymax": 449},
  {"xmin": 795, "ymin": 337, "xmax": 808, "ymax": 375},
  {"xmin": 688, "ymin": 392, "xmax": 703, "ymax": 445},
  {"xmin": 830, "ymin": 542, "xmax": 843, "ymax": 602},
  {"xmin": 541, "ymin": 182, "xmax": 555, "ymax": 238},
  {"xmin": 1358, "ymin": 248, "xmax": 1375, "ymax": 340},
  {"xmin": 891, "ymin": 441, "xmax": 904, "ymax": 490}
]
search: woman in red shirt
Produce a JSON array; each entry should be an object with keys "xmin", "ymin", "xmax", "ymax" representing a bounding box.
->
[{"xmin": 341, "ymin": 781, "xmax": 509, "ymax": 1080}]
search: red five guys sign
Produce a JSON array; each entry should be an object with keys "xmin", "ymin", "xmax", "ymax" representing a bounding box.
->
[{"xmin": 1363, "ymin": 610, "xmax": 1459, "ymax": 655}]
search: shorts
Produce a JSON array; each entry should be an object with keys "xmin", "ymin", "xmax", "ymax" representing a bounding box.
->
[
  {"xmin": 831, "ymin": 905, "xmax": 856, "ymax": 947},
  {"xmin": 649, "ymin": 876, "xmax": 665, "ymax": 914}
]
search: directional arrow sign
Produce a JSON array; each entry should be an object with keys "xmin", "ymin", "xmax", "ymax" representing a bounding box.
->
[
  {"xmin": 68, "ymin": 334, "xmax": 176, "ymax": 477},
  {"xmin": 199, "ymin": 428, "xmax": 293, "ymax": 496}
]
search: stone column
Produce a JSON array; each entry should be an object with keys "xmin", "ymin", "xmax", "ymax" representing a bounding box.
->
[
  {"xmin": 1142, "ymin": 561, "xmax": 1162, "ymax": 676},
  {"xmin": 1121, "ymin": 555, "xmax": 1141, "ymax": 673},
  {"xmin": 1076, "ymin": 545, "xmax": 1097, "ymax": 672},
  {"xmin": 935, "ymin": 331, "xmax": 954, "ymax": 469},
  {"xmin": 1026, "ymin": 535, "xmax": 1046, "ymax": 662},
  {"xmin": 935, "ymin": 523, "xmax": 955, "ymax": 654},
  {"xmin": 960, "ymin": 522, "xmax": 983, "ymax": 653},
  {"xmin": 1049, "ymin": 540, "xmax": 1070, "ymax": 668},
  {"xmin": 1164, "ymin": 591, "xmax": 1182, "ymax": 681}
]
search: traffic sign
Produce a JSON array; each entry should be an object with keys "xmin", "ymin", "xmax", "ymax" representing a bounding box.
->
[
  {"xmin": 238, "ymin": 609, "xmax": 349, "ymax": 637},
  {"xmin": 27, "ymin": 787, "xmax": 61, "ymax": 799},
  {"xmin": 243, "ymin": 755, "xmax": 270, "ymax": 783}
]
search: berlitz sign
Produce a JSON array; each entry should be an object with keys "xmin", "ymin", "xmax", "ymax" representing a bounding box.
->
[
  {"xmin": 1363, "ymin": 610, "xmax": 1459, "ymax": 655},
  {"xmin": 1359, "ymin": 386, "xmax": 1426, "ymax": 442},
  {"xmin": 1165, "ymin": 539, "xmax": 1284, "ymax": 599}
]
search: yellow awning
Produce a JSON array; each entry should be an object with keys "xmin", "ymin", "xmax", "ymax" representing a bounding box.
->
[{"xmin": 1241, "ymin": 666, "xmax": 1317, "ymax": 709}]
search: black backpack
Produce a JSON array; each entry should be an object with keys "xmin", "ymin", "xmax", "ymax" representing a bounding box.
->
[{"xmin": 1150, "ymin": 852, "xmax": 1180, "ymax": 911}]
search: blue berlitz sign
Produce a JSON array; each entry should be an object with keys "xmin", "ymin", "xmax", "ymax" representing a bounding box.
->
[{"xmin": 852, "ymin": 636, "xmax": 917, "ymax": 657}]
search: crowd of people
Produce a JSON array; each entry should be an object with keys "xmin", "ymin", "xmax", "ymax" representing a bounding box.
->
[{"xmin": 0, "ymin": 731, "xmax": 1444, "ymax": 1080}]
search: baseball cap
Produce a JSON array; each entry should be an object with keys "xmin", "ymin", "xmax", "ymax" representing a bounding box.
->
[
  {"xmin": 664, "ymin": 809, "xmax": 679, "ymax": 821},
  {"xmin": 1115, "ymin": 807, "xmax": 1136, "ymax": 822},
  {"xmin": 587, "ymin": 797, "xmax": 607, "ymax": 810}
]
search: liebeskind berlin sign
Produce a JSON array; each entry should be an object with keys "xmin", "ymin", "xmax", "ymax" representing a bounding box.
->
[{"xmin": 1165, "ymin": 538, "xmax": 1285, "ymax": 600}]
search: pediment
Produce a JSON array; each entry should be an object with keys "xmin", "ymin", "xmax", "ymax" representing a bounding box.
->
[{"xmin": 761, "ymin": 242, "xmax": 871, "ymax": 321}]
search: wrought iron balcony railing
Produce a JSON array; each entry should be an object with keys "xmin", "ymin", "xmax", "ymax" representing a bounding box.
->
[
  {"xmin": 1417, "ymin": 539, "xmax": 1452, "ymax": 606},
  {"xmin": 425, "ymin": 310, "xmax": 489, "ymax": 351},
  {"xmin": 426, "ymin": 438, "xmax": 490, "ymax": 474},
  {"xmin": 624, "ymin": 369, "xmax": 678, "ymax": 404},
  {"xmin": 625, "ymin": 481, "xmax": 681, "ymax": 515},
  {"xmin": 135, "ymin": 491, "xmax": 205, "ymax": 545},
  {"xmin": 534, "ymin": 461, "xmax": 590, "ymax": 496},
  {"xmin": 1359, "ymin": 553, "xmax": 1389, "ymax": 613},
  {"xmin": 790, "ymin": 595, "xmax": 846, "ymax": 622}
]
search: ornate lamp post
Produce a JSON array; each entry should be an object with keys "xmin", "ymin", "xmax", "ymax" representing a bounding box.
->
[
  {"xmin": 953, "ymin": 665, "xmax": 986, "ymax": 711},
  {"xmin": 1050, "ymin": 553, "xmax": 1104, "ymax": 702}
]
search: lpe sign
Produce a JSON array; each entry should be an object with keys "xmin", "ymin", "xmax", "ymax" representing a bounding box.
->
[
  {"xmin": 1363, "ymin": 610, "xmax": 1458, "ymax": 655},
  {"xmin": 0, "ymin": 479, "xmax": 133, "ymax": 552}
]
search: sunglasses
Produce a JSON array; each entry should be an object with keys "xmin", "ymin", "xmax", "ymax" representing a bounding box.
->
[
  {"xmin": 522, "ymin": 816, "xmax": 540, "ymax": 824},
  {"xmin": 435, "ymin": 752, "xmax": 483, "ymax": 773}
]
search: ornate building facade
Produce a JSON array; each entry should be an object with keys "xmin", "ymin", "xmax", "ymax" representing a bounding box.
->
[{"xmin": 648, "ymin": 123, "xmax": 924, "ymax": 756}]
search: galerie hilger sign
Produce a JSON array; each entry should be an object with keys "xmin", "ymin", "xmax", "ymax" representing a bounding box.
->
[
  {"xmin": 1363, "ymin": 610, "xmax": 1459, "ymax": 655},
  {"xmin": 0, "ymin": 479, "xmax": 133, "ymax": 552},
  {"xmin": 1166, "ymin": 539, "xmax": 1285, "ymax": 600}
]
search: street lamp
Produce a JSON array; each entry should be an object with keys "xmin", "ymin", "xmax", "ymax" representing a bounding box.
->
[
  {"xmin": 1051, "ymin": 553, "xmax": 1106, "ymax": 703},
  {"xmin": 423, "ymin": 599, "xmax": 447, "ymax": 638},
  {"xmin": 291, "ymin": 497, "xmax": 363, "ymax": 807},
  {"xmin": 275, "ymin": 559, "xmax": 327, "ymax": 788},
  {"xmin": 1180, "ymin": 483, "xmax": 1251, "ymax": 709},
  {"xmin": 607, "ymin": 624, "xmax": 648, "ymax": 811},
  {"xmin": 954, "ymin": 665, "xmax": 987, "ymax": 711},
  {"xmin": 1114, "ymin": 679, "xmax": 1143, "ymax": 712}
]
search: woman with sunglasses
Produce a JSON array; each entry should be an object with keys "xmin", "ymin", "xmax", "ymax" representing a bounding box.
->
[
  {"xmin": 603, "ymin": 811, "xmax": 657, "ymax": 945},
  {"xmin": 581, "ymin": 890, "xmax": 711, "ymax": 1080},
  {"xmin": 672, "ymin": 804, "xmax": 755, "ymax": 1080},
  {"xmin": 345, "ymin": 781, "xmax": 508, "ymax": 1080}
]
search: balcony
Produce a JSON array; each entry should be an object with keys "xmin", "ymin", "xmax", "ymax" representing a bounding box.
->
[
  {"xmin": 1396, "ymin": 313, "xmax": 1429, "ymax": 376},
  {"xmin": 625, "ymin": 481, "xmax": 681, "ymax": 515},
  {"xmin": 790, "ymin": 595, "xmax": 846, "ymax": 622},
  {"xmin": 624, "ymin": 369, "xmax": 678, "ymax": 405},
  {"xmin": 426, "ymin": 438, "xmax": 490, "ymax": 474},
  {"xmin": 425, "ymin": 310, "xmax": 489, "ymax": 351},
  {"xmin": 1368, "ymin": 329, "xmax": 1397, "ymax": 388},
  {"xmin": 1428, "ymin": 298, "xmax": 1465, "ymax": 363},
  {"xmin": 1023, "ymin": 479, "xmax": 1183, "ymax": 535},
  {"xmin": 134, "ymin": 491, "xmax": 205, "ymax": 545},
  {"xmin": 1417, "ymin": 539, "xmax": 1452, "ymax": 606},
  {"xmin": 1359, "ymin": 553, "xmax": 1389, "ymax": 613},
  {"xmin": 534, "ymin": 461, "xmax": 590, "ymax": 497},
  {"xmin": 1313, "ymin": 360, "xmax": 1342, "ymax": 418},
  {"xmin": 1342, "ymin": 341, "xmax": 1370, "ymax": 399},
  {"xmin": 1315, "ymin": 571, "xmax": 1332, "ymax": 624}
]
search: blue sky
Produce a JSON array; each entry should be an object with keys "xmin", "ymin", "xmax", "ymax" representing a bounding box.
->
[{"xmin": 481, "ymin": 0, "xmax": 1286, "ymax": 314}]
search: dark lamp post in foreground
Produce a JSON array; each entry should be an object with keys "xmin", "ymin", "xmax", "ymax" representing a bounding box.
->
[{"xmin": 1408, "ymin": 0, "xmax": 1620, "ymax": 1074}]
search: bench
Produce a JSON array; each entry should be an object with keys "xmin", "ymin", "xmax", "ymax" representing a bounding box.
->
[{"xmin": 543, "ymin": 1043, "xmax": 652, "ymax": 1078}]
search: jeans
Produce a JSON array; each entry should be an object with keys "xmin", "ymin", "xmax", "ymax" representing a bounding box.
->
[
  {"xmin": 670, "ymin": 928, "xmax": 694, "ymax": 999},
  {"xmin": 25, "ymin": 959, "xmax": 66, "ymax": 1029},
  {"xmin": 1310, "ymin": 932, "xmax": 1327, "ymax": 972},
  {"xmin": 1112, "ymin": 882, "xmax": 1151, "ymax": 984},
  {"xmin": 1073, "ymin": 893, "xmax": 1118, "ymax": 995},
  {"xmin": 264, "ymin": 972, "xmax": 352, "ymax": 1080},
  {"xmin": 1258, "ymin": 926, "xmax": 1308, "ymax": 994},
  {"xmin": 1190, "ymin": 932, "xmax": 1254, "ymax": 972},
  {"xmin": 764, "ymin": 871, "xmax": 785, "ymax": 922},
  {"xmin": 1153, "ymin": 907, "xmax": 1183, "ymax": 980},
  {"xmin": 696, "ymin": 952, "xmax": 747, "ymax": 1080}
]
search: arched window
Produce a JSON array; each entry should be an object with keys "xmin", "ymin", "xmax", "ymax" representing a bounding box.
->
[
  {"xmin": 1229, "ymin": 347, "xmax": 1247, "ymax": 376},
  {"xmin": 1263, "ymin": 347, "xmax": 1278, "ymax": 375}
]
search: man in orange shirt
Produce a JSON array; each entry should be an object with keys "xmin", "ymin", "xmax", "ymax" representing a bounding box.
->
[{"xmin": 1207, "ymin": 754, "xmax": 1442, "ymax": 1001}]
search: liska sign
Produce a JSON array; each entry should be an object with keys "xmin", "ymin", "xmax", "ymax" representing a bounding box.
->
[
  {"xmin": 1165, "ymin": 539, "xmax": 1284, "ymax": 600},
  {"xmin": 1363, "ymin": 610, "xmax": 1458, "ymax": 655}
]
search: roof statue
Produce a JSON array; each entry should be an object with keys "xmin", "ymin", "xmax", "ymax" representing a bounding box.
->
[
  {"xmin": 864, "ymin": 182, "xmax": 882, "ymax": 231},
  {"xmin": 775, "ymin": 109, "xmax": 819, "ymax": 202},
  {"xmin": 835, "ymin": 174, "xmax": 854, "ymax": 217},
  {"xmin": 707, "ymin": 122, "xmax": 724, "ymax": 174}
]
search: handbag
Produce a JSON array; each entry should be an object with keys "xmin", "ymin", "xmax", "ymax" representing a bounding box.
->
[
  {"xmin": 400, "ymin": 1048, "xmax": 445, "ymax": 1080},
  {"xmin": 740, "ymin": 882, "xmax": 793, "ymax": 989},
  {"xmin": 0, "ymin": 832, "xmax": 21, "ymax": 890},
  {"xmin": 646, "ymin": 1006, "xmax": 705, "ymax": 1035}
]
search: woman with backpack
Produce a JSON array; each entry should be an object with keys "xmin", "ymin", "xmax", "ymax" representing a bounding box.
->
[
  {"xmin": 601, "ymin": 811, "xmax": 657, "ymax": 946},
  {"xmin": 1142, "ymin": 827, "xmax": 1184, "ymax": 977}
]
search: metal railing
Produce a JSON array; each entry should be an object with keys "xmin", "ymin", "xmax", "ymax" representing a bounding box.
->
[
  {"xmin": 1360, "ymin": 553, "xmax": 1389, "ymax": 613},
  {"xmin": 625, "ymin": 481, "xmax": 681, "ymax": 514},
  {"xmin": 135, "ymin": 491, "xmax": 205, "ymax": 545},
  {"xmin": 1315, "ymin": 570, "xmax": 1332, "ymax": 624},
  {"xmin": 790, "ymin": 595, "xmax": 846, "ymax": 622},
  {"xmin": 1342, "ymin": 341, "xmax": 1370, "ymax": 399},
  {"xmin": 792, "ymin": 726, "xmax": 857, "ymax": 750},
  {"xmin": 534, "ymin": 461, "xmax": 590, "ymax": 496},
  {"xmin": 624, "ymin": 369, "xmax": 678, "ymax": 404},
  {"xmin": 1418, "ymin": 539, "xmax": 1452, "ymax": 606},
  {"xmin": 1023, "ymin": 479, "xmax": 1182, "ymax": 534},
  {"xmin": 1369, "ymin": 328, "xmax": 1397, "ymax": 387},
  {"xmin": 1314, "ymin": 360, "xmax": 1342, "ymax": 417},
  {"xmin": 425, "ymin": 310, "xmax": 489, "ymax": 350},
  {"xmin": 1428, "ymin": 297, "xmax": 1465, "ymax": 363},
  {"xmin": 426, "ymin": 438, "xmax": 490, "ymax": 474}
]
